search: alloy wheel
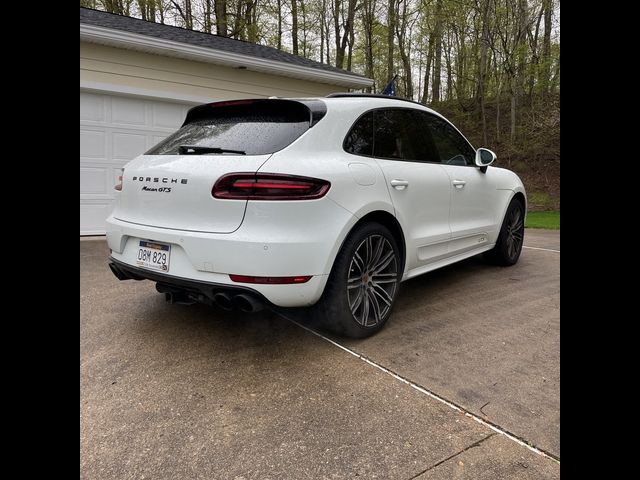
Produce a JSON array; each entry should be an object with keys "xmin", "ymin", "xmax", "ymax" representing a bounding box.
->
[
  {"xmin": 505, "ymin": 207, "xmax": 524, "ymax": 260},
  {"xmin": 346, "ymin": 235, "xmax": 398, "ymax": 327}
]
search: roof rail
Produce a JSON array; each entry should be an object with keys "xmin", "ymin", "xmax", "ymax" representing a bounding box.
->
[{"xmin": 326, "ymin": 92, "xmax": 425, "ymax": 107}]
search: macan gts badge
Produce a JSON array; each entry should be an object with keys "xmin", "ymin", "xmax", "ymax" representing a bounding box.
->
[{"xmin": 107, "ymin": 94, "xmax": 526, "ymax": 338}]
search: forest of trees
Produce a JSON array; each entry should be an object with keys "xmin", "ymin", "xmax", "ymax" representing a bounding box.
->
[{"xmin": 81, "ymin": 0, "xmax": 560, "ymax": 206}]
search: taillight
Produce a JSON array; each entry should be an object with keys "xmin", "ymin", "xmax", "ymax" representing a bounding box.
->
[
  {"xmin": 229, "ymin": 274, "xmax": 312, "ymax": 284},
  {"xmin": 114, "ymin": 169, "xmax": 124, "ymax": 191},
  {"xmin": 213, "ymin": 173, "xmax": 330, "ymax": 200}
]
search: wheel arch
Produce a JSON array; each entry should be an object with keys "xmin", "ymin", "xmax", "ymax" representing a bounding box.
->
[
  {"xmin": 498, "ymin": 190, "xmax": 527, "ymax": 229},
  {"xmin": 512, "ymin": 191, "xmax": 526, "ymax": 211},
  {"xmin": 335, "ymin": 209, "xmax": 407, "ymax": 276}
]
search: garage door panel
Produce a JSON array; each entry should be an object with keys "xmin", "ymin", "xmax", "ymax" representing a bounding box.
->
[
  {"xmin": 81, "ymin": 91, "xmax": 191, "ymax": 235},
  {"xmin": 81, "ymin": 202, "xmax": 114, "ymax": 235},
  {"xmin": 112, "ymin": 132, "xmax": 148, "ymax": 160},
  {"xmin": 152, "ymin": 102, "xmax": 187, "ymax": 128},
  {"xmin": 80, "ymin": 92, "xmax": 105, "ymax": 122},
  {"xmin": 111, "ymin": 97, "xmax": 146, "ymax": 126},
  {"xmin": 80, "ymin": 166, "xmax": 108, "ymax": 194},
  {"xmin": 80, "ymin": 129, "xmax": 106, "ymax": 158}
]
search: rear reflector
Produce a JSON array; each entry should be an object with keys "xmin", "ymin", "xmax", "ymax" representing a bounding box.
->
[
  {"xmin": 229, "ymin": 274, "xmax": 312, "ymax": 284},
  {"xmin": 213, "ymin": 173, "xmax": 330, "ymax": 200},
  {"xmin": 114, "ymin": 168, "xmax": 124, "ymax": 191}
]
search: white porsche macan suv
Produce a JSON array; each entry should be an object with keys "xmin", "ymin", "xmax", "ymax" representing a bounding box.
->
[{"xmin": 107, "ymin": 94, "xmax": 526, "ymax": 338}]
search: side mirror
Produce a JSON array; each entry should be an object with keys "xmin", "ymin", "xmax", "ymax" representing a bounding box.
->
[{"xmin": 475, "ymin": 148, "xmax": 496, "ymax": 173}]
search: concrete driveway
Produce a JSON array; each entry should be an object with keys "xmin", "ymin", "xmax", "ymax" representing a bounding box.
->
[{"xmin": 80, "ymin": 229, "xmax": 559, "ymax": 479}]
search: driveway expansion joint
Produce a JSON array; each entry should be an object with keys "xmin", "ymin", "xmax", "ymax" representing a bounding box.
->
[{"xmin": 282, "ymin": 315, "xmax": 560, "ymax": 464}]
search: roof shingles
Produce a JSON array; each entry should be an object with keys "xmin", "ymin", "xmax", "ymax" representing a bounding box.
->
[{"xmin": 80, "ymin": 7, "xmax": 367, "ymax": 80}]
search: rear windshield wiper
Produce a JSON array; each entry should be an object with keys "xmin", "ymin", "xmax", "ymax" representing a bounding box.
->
[{"xmin": 179, "ymin": 145, "xmax": 246, "ymax": 155}]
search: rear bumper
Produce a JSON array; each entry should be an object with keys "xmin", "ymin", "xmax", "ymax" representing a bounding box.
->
[
  {"xmin": 109, "ymin": 257, "xmax": 273, "ymax": 305},
  {"xmin": 105, "ymin": 198, "xmax": 357, "ymax": 307}
]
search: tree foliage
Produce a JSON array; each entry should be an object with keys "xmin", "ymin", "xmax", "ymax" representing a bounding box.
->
[{"xmin": 85, "ymin": 0, "xmax": 560, "ymax": 186}]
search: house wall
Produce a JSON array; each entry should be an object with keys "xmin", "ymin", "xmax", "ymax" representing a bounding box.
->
[{"xmin": 80, "ymin": 42, "xmax": 340, "ymax": 102}]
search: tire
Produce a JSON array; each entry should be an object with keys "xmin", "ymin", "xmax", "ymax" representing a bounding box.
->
[
  {"xmin": 485, "ymin": 198, "xmax": 525, "ymax": 266},
  {"xmin": 315, "ymin": 222, "xmax": 402, "ymax": 338}
]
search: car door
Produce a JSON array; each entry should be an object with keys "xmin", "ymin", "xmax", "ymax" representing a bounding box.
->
[
  {"xmin": 363, "ymin": 108, "xmax": 452, "ymax": 272},
  {"xmin": 419, "ymin": 112, "xmax": 499, "ymax": 256}
]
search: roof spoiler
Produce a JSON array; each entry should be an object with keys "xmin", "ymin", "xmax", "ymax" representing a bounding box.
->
[{"xmin": 183, "ymin": 98, "xmax": 327, "ymax": 128}]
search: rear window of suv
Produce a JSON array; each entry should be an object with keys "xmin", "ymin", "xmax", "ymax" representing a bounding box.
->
[{"xmin": 146, "ymin": 99, "xmax": 325, "ymax": 155}]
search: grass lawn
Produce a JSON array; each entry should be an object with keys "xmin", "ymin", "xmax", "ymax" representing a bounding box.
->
[{"xmin": 525, "ymin": 211, "xmax": 560, "ymax": 229}]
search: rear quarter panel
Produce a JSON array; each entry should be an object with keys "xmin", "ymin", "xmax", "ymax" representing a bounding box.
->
[{"xmin": 256, "ymin": 105, "xmax": 398, "ymax": 275}]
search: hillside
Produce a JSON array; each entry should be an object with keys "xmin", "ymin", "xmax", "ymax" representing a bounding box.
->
[{"xmin": 433, "ymin": 94, "xmax": 560, "ymax": 211}]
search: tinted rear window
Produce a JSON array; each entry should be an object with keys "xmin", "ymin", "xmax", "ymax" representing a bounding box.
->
[
  {"xmin": 373, "ymin": 109, "xmax": 433, "ymax": 161},
  {"xmin": 344, "ymin": 108, "xmax": 438, "ymax": 162},
  {"xmin": 146, "ymin": 100, "xmax": 316, "ymax": 155},
  {"xmin": 344, "ymin": 111, "xmax": 374, "ymax": 156}
]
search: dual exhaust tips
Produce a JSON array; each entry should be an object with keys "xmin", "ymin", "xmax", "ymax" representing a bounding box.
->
[
  {"xmin": 212, "ymin": 292, "xmax": 264, "ymax": 313},
  {"xmin": 163, "ymin": 290, "xmax": 264, "ymax": 313}
]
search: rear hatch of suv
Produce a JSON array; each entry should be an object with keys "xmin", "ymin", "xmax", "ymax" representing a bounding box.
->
[{"xmin": 113, "ymin": 99, "xmax": 326, "ymax": 233}]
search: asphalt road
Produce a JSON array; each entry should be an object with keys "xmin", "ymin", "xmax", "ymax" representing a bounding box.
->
[{"xmin": 80, "ymin": 229, "xmax": 559, "ymax": 479}]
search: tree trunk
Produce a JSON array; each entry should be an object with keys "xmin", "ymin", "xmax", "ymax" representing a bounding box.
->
[
  {"xmin": 347, "ymin": 19, "xmax": 355, "ymax": 70},
  {"xmin": 335, "ymin": 0, "xmax": 357, "ymax": 69},
  {"xmin": 444, "ymin": 32, "xmax": 453, "ymax": 101},
  {"xmin": 233, "ymin": 1, "xmax": 242, "ymax": 39},
  {"xmin": 158, "ymin": 0, "xmax": 165, "ymax": 23},
  {"xmin": 528, "ymin": 5, "xmax": 544, "ymax": 101},
  {"xmin": 510, "ymin": 79, "xmax": 517, "ymax": 144},
  {"xmin": 301, "ymin": 0, "xmax": 308, "ymax": 57},
  {"xmin": 334, "ymin": 0, "xmax": 341, "ymax": 64},
  {"xmin": 362, "ymin": 0, "xmax": 375, "ymax": 88},
  {"xmin": 185, "ymin": 0, "xmax": 193, "ymax": 29},
  {"xmin": 204, "ymin": 0, "xmax": 212, "ymax": 33},
  {"xmin": 496, "ymin": 76, "xmax": 501, "ymax": 143},
  {"xmin": 245, "ymin": 1, "xmax": 257, "ymax": 43},
  {"xmin": 422, "ymin": 33, "xmax": 435, "ymax": 104},
  {"xmin": 277, "ymin": 0, "xmax": 283, "ymax": 49},
  {"xmin": 432, "ymin": 0, "xmax": 443, "ymax": 102},
  {"xmin": 453, "ymin": 25, "xmax": 464, "ymax": 99},
  {"xmin": 387, "ymin": 0, "xmax": 396, "ymax": 83},
  {"xmin": 148, "ymin": 0, "xmax": 155, "ymax": 22},
  {"xmin": 478, "ymin": 0, "xmax": 491, "ymax": 145},
  {"xmin": 541, "ymin": 0, "xmax": 553, "ymax": 96},
  {"xmin": 320, "ymin": 0, "xmax": 325, "ymax": 61},
  {"xmin": 325, "ymin": 8, "xmax": 331, "ymax": 65},
  {"xmin": 215, "ymin": 0, "xmax": 227, "ymax": 36},
  {"xmin": 292, "ymin": 0, "xmax": 299, "ymax": 55},
  {"xmin": 138, "ymin": 0, "xmax": 156, "ymax": 23},
  {"xmin": 395, "ymin": 0, "xmax": 413, "ymax": 98},
  {"xmin": 515, "ymin": 0, "xmax": 528, "ymax": 101},
  {"xmin": 104, "ymin": 0, "xmax": 126, "ymax": 14}
]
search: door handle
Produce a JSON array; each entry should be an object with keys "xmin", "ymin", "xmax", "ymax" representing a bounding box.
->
[
  {"xmin": 390, "ymin": 179, "xmax": 409, "ymax": 190},
  {"xmin": 452, "ymin": 180, "xmax": 466, "ymax": 189}
]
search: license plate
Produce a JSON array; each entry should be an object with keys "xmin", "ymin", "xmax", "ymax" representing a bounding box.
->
[{"xmin": 136, "ymin": 240, "xmax": 171, "ymax": 272}]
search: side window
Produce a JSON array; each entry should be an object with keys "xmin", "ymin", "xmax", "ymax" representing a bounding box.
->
[
  {"xmin": 373, "ymin": 109, "xmax": 437, "ymax": 162},
  {"xmin": 421, "ymin": 113, "xmax": 476, "ymax": 166},
  {"xmin": 344, "ymin": 111, "xmax": 374, "ymax": 156}
]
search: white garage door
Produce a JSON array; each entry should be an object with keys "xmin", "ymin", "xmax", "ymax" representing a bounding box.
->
[{"xmin": 80, "ymin": 91, "xmax": 193, "ymax": 235}]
